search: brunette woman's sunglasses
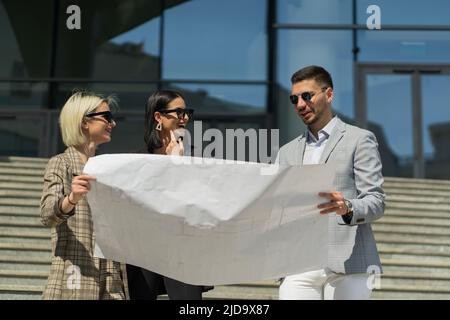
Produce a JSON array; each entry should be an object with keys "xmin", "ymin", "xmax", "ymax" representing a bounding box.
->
[
  {"xmin": 159, "ymin": 108, "xmax": 194, "ymax": 120},
  {"xmin": 85, "ymin": 111, "xmax": 115, "ymax": 124}
]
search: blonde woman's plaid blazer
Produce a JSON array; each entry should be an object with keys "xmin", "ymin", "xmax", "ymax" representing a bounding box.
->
[{"xmin": 40, "ymin": 147, "xmax": 129, "ymax": 300}]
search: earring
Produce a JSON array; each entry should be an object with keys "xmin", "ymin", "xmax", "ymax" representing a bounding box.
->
[{"xmin": 156, "ymin": 122, "xmax": 162, "ymax": 131}]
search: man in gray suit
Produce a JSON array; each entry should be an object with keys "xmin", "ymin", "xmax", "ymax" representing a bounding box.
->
[{"xmin": 277, "ymin": 65, "xmax": 385, "ymax": 300}]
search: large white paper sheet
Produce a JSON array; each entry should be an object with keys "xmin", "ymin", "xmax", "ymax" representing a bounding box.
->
[{"xmin": 84, "ymin": 154, "xmax": 335, "ymax": 285}]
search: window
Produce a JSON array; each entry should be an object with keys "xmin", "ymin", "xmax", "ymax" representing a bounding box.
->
[
  {"xmin": 358, "ymin": 31, "xmax": 450, "ymax": 63},
  {"xmin": 277, "ymin": 0, "xmax": 352, "ymax": 24},
  {"xmin": 357, "ymin": 0, "xmax": 450, "ymax": 25},
  {"xmin": 0, "ymin": 0, "xmax": 54, "ymax": 78},
  {"xmin": 54, "ymin": 82, "xmax": 157, "ymax": 110},
  {"xmin": 55, "ymin": 0, "xmax": 161, "ymax": 80},
  {"xmin": 162, "ymin": 0, "xmax": 267, "ymax": 80},
  {"xmin": 0, "ymin": 82, "xmax": 48, "ymax": 109},
  {"xmin": 163, "ymin": 83, "xmax": 267, "ymax": 114}
]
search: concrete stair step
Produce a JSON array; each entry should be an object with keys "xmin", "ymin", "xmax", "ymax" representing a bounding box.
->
[
  {"xmin": 374, "ymin": 233, "xmax": 450, "ymax": 245},
  {"xmin": 0, "ymin": 162, "xmax": 47, "ymax": 170},
  {"xmin": 0, "ymin": 190, "xmax": 42, "ymax": 199},
  {"xmin": 383, "ymin": 183, "xmax": 450, "ymax": 192},
  {"xmin": 381, "ymin": 257, "xmax": 450, "ymax": 268},
  {"xmin": 380, "ymin": 253, "xmax": 450, "ymax": 264},
  {"xmin": 0, "ymin": 237, "xmax": 50, "ymax": 246},
  {"xmin": 0, "ymin": 248, "xmax": 52, "ymax": 261},
  {"xmin": 0, "ymin": 175, "xmax": 43, "ymax": 183},
  {"xmin": 0, "ymin": 283, "xmax": 44, "ymax": 300},
  {"xmin": 203, "ymin": 285, "xmax": 278, "ymax": 300},
  {"xmin": 0, "ymin": 262, "xmax": 50, "ymax": 272},
  {"xmin": 380, "ymin": 276, "xmax": 450, "ymax": 288},
  {"xmin": 0, "ymin": 293, "xmax": 42, "ymax": 300},
  {"xmin": 203, "ymin": 280, "xmax": 278, "ymax": 300},
  {"xmin": 385, "ymin": 201, "xmax": 450, "ymax": 212},
  {"xmin": 385, "ymin": 202, "xmax": 450, "ymax": 212},
  {"xmin": 383, "ymin": 179, "xmax": 449, "ymax": 191},
  {"xmin": 0, "ymin": 216, "xmax": 43, "ymax": 228},
  {"xmin": 0, "ymin": 156, "xmax": 48, "ymax": 164},
  {"xmin": 223, "ymin": 280, "xmax": 278, "ymax": 288},
  {"xmin": 203, "ymin": 285, "xmax": 450, "ymax": 300},
  {"xmin": 0, "ymin": 228, "xmax": 50, "ymax": 239},
  {"xmin": 1, "ymin": 270, "xmax": 443, "ymax": 299},
  {"xmin": 0, "ymin": 284, "xmax": 43, "ymax": 294},
  {"xmin": 0, "ymin": 198, "xmax": 40, "ymax": 207},
  {"xmin": 0, "ymin": 276, "xmax": 47, "ymax": 286},
  {"xmin": 0, "ymin": 243, "xmax": 50, "ymax": 252},
  {"xmin": 203, "ymin": 292, "xmax": 276, "ymax": 300},
  {"xmin": 384, "ymin": 188, "xmax": 450, "ymax": 198},
  {"xmin": 0, "ymin": 250, "xmax": 51, "ymax": 258},
  {"xmin": 383, "ymin": 209, "xmax": 450, "ymax": 219},
  {"xmin": 0, "ymin": 270, "xmax": 48, "ymax": 278},
  {"xmin": 0, "ymin": 168, "xmax": 44, "ymax": 176},
  {"xmin": 204, "ymin": 270, "xmax": 450, "ymax": 300},
  {"xmin": 374, "ymin": 283, "xmax": 450, "ymax": 294},
  {"xmin": 384, "ymin": 177, "xmax": 450, "ymax": 187},
  {"xmin": 372, "ymin": 224, "xmax": 450, "ymax": 237},
  {"xmin": 376, "ymin": 215, "xmax": 450, "ymax": 227},
  {"xmin": 382, "ymin": 264, "xmax": 450, "ymax": 275},
  {"xmin": 382, "ymin": 270, "xmax": 450, "ymax": 280},
  {"xmin": 378, "ymin": 243, "xmax": 450, "ymax": 256},
  {"xmin": 0, "ymin": 255, "xmax": 51, "ymax": 265},
  {"xmin": 0, "ymin": 182, "xmax": 43, "ymax": 191},
  {"xmin": 386, "ymin": 195, "xmax": 450, "ymax": 205},
  {"xmin": 371, "ymin": 290, "xmax": 450, "ymax": 300},
  {"xmin": 0, "ymin": 206, "xmax": 40, "ymax": 216}
]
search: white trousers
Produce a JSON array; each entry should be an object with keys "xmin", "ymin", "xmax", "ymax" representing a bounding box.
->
[{"xmin": 279, "ymin": 268, "xmax": 372, "ymax": 300}]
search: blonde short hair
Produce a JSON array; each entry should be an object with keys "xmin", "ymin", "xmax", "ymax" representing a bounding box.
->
[{"xmin": 59, "ymin": 90, "xmax": 117, "ymax": 147}]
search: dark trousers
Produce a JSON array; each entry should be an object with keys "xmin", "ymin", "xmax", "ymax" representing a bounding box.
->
[{"xmin": 127, "ymin": 264, "xmax": 203, "ymax": 300}]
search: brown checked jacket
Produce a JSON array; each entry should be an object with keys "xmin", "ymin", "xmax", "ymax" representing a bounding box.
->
[{"xmin": 40, "ymin": 147, "xmax": 129, "ymax": 299}]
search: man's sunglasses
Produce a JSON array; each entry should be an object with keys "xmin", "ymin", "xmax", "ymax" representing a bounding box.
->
[
  {"xmin": 85, "ymin": 111, "xmax": 115, "ymax": 124},
  {"xmin": 289, "ymin": 87, "xmax": 328, "ymax": 105},
  {"xmin": 159, "ymin": 108, "xmax": 194, "ymax": 120}
]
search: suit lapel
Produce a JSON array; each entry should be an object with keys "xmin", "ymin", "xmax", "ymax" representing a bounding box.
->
[
  {"xmin": 319, "ymin": 118, "xmax": 346, "ymax": 164},
  {"xmin": 296, "ymin": 134, "xmax": 306, "ymax": 165},
  {"xmin": 65, "ymin": 146, "xmax": 85, "ymax": 175}
]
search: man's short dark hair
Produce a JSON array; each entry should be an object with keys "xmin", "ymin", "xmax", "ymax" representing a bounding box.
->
[{"xmin": 291, "ymin": 65, "xmax": 333, "ymax": 89}]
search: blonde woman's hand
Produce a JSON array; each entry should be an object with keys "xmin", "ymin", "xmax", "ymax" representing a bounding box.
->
[{"xmin": 69, "ymin": 175, "xmax": 96, "ymax": 204}]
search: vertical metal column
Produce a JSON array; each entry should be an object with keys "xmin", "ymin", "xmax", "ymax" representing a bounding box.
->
[
  {"xmin": 158, "ymin": 0, "xmax": 165, "ymax": 90},
  {"xmin": 267, "ymin": 0, "xmax": 277, "ymax": 130},
  {"xmin": 45, "ymin": 0, "xmax": 62, "ymax": 157},
  {"xmin": 354, "ymin": 64, "xmax": 368, "ymax": 129},
  {"xmin": 412, "ymin": 70, "xmax": 424, "ymax": 178}
]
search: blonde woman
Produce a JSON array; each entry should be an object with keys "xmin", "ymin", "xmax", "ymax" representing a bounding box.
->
[{"xmin": 40, "ymin": 90, "xmax": 128, "ymax": 299}]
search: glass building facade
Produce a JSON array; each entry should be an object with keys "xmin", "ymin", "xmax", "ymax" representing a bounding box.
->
[{"xmin": 1, "ymin": 0, "xmax": 450, "ymax": 179}]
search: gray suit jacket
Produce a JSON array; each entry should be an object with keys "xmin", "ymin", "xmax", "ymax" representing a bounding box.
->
[{"xmin": 277, "ymin": 118, "xmax": 385, "ymax": 274}]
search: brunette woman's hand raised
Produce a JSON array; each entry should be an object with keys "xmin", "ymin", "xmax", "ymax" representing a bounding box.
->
[{"xmin": 163, "ymin": 130, "xmax": 184, "ymax": 156}]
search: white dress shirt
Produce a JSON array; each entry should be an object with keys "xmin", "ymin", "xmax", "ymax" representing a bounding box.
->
[{"xmin": 303, "ymin": 116, "xmax": 338, "ymax": 165}]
